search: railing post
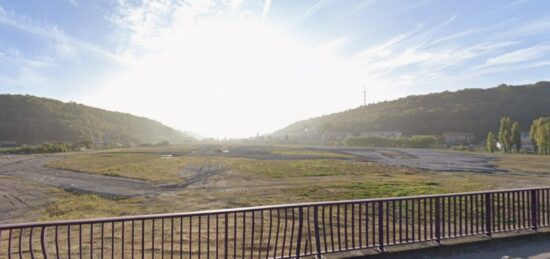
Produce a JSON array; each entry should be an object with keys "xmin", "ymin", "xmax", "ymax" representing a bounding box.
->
[
  {"xmin": 378, "ymin": 201, "xmax": 384, "ymax": 252},
  {"xmin": 224, "ymin": 213, "xmax": 228, "ymax": 259},
  {"xmin": 313, "ymin": 206, "xmax": 322, "ymax": 259},
  {"xmin": 485, "ymin": 193, "xmax": 492, "ymax": 237},
  {"xmin": 531, "ymin": 190, "xmax": 538, "ymax": 231},
  {"xmin": 41, "ymin": 227, "xmax": 48, "ymax": 259},
  {"xmin": 435, "ymin": 197, "xmax": 441, "ymax": 244},
  {"xmin": 296, "ymin": 207, "xmax": 304, "ymax": 259}
]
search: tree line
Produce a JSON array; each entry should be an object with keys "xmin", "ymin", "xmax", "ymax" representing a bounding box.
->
[
  {"xmin": 486, "ymin": 116, "xmax": 550, "ymax": 154},
  {"xmin": 345, "ymin": 135, "xmax": 441, "ymax": 149},
  {"xmin": 275, "ymin": 82, "xmax": 550, "ymax": 143},
  {"xmin": 0, "ymin": 94, "xmax": 193, "ymax": 146}
]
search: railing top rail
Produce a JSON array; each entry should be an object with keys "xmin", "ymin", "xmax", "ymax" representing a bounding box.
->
[{"xmin": 1, "ymin": 186, "xmax": 548, "ymax": 230}]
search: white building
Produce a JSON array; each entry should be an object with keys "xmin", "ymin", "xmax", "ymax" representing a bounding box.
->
[
  {"xmin": 360, "ymin": 131, "xmax": 403, "ymax": 139},
  {"xmin": 443, "ymin": 132, "xmax": 474, "ymax": 145},
  {"xmin": 521, "ymin": 131, "xmax": 535, "ymax": 151}
]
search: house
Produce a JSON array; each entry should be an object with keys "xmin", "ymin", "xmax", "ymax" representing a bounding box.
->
[
  {"xmin": 0, "ymin": 141, "xmax": 17, "ymax": 148},
  {"xmin": 360, "ymin": 131, "xmax": 403, "ymax": 139},
  {"xmin": 521, "ymin": 131, "xmax": 535, "ymax": 152},
  {"xmin": 322, "ymin": 132, "xmax": 351, "ymax": 142},
  {"xmin": 443, "ymin": 132, "xmax": 474, "ymax": 145}
]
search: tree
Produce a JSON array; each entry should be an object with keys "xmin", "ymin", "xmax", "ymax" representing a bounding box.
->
[
  {"xmin": 486, "ymin": 132, "xmax": 497, "ymax": 153},
  {"xmin": 539, "ymin": 125, "xmax": 548, "ymax": 155},
  {"xmin": 498, "ymin": 117, "xmax": 512, "ymax": 153},
  {"xmin": 511, "ymin": 122, "xmax": 521, "ymax": 152},
  {"xmin": 530, "ymin": 117, "xmax": 550, "ymax": 155},
  {"xmin": 530, "ymin": 120, "xmax": 540, "ymax": 153}
]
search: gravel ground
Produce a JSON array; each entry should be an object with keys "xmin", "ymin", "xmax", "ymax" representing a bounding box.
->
[{"xmin": 317, "ymin": 147, "xmax": 502, "ymax": 173}]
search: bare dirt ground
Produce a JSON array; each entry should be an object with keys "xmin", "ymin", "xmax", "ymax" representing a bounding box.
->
[
  {"xmin": 0, "ymin": 155, "xmax": 227, "ymax": 198},
  {"xmin": 185, "ymin": 145, "xmax": 502, "ymax": 173},
  {"xmin": 0, "ymin": 154, "xmax": 227, "ymax": 222},
  {"xmin": 1, "ymin": 146, "xmax": 547, "ymax": 223},
  {"xmin": 316, "ymin": 147, "xmax": 502, "ymax": 173}
]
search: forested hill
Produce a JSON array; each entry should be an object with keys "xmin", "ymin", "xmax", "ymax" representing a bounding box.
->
[
  {"xmin": 274, "ymin": 81, "xmax": 550, "ymax": 142},
  {"xmin": 0, "ymin": 95, "xmax": 193, "ymax": 145}
]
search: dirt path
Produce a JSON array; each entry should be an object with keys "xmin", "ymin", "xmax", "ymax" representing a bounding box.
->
[{"xmin": 0, "ymin": 155, "xmax": 227, "ymax": 198}]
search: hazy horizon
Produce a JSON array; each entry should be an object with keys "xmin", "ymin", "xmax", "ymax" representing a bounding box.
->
[{"xmin": 2, "ymin": 0, "xmax": 550, "ymax": 138}]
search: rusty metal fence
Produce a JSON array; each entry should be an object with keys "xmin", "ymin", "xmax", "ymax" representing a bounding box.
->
[{"xmin": 1, "ymin": 187, "xmax": 550, "ymax": 258}]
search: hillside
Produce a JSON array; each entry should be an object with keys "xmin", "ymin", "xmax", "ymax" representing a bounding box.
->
[
  {"xmin": 0, "ymin": 95, "xmax": 192, "ymax": 146},
  {"xmin": 274, "ymin": 81, "xmax": 550, "ymax": 143}
]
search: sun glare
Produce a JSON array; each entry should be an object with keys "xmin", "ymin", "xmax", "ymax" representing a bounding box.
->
[{"xmin": 88, "ymin": 18, "xmax": 367, "ymax": 138}]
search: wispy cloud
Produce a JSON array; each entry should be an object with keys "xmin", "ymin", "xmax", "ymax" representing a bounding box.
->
[
  {"xmin": 294, "ymin": 0, "xmax": 332, "ymax": 23},
  {"xmin": 66, "ymin": 0, "xmax": 79, "ymax": 7},
  {"xmin": 261, "ymin": 0, "xmax": 272, "ymax": 21},
  {"xmin": 504, "ymin": 0, "xmax": 529, "ymax": 9},
  {"xmin": 343, "ymin": 14, "xmax": 539, "ymax": 92},
  {"xmin": 0, "ymin": 49, "xmax": 53, "ymax": 87},
  {"xmin": 485, "ymin": 45, "xmax": 550, "ymax": 66},
  {"xmin": 497, "ymin": 17, "xmax": 550, "ymax": 38},
  {"xmin": 0, "ymin": 5, "xmax": 121, "ymax": 62}
]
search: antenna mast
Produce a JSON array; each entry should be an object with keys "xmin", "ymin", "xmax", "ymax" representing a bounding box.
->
[{"xmin": 363, "ymin": 87, "xmax": 366, "ymax": 106}]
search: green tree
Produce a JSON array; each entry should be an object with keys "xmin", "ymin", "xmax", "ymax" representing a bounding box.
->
[
  {"xmin": 530, "ymin": 119, "xmax": 540, "ymax": 153},
  {"xmin": 486, "ymin": 131, "xmax": 497, "ymax": 153},
  {"xmin": 498, "ymin": 117, "xmax": 512, "ymax": 153},
  {"xmin": 511, "ymin": 122, "xmax": 521, "ymax": 152},
  {"xmin": 530, "ymin": 117, "xmax": 550, "ymax": 154},
  {"xmin": 539, "ymin": 125, "xmax": 548, "ymax": 154}
]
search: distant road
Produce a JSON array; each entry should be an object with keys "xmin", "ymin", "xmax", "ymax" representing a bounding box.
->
[{"xmin": 314, "ymin": 147, "xmax": 503, "ymax": 173}]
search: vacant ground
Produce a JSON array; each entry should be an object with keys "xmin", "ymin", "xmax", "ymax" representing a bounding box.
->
[
  {"xmin": 317, "ymin": 147, "xmax": 502, "ymax": 173},
  {"xmin": 1, "ymin": 144, "xmax": 549, "ymax": 224}
]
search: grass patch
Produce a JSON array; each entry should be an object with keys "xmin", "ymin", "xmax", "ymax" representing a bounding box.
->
[
  {"xmin": 492, "ymin": 153, "xmax": 550, "ymax": 174},
  {"xmin": 229, "ymin": 159, "xmax": 392, "ymax": 178},
  {"xmin": 292, "ymin": 171, "xmax": 490, "ymax": 201},
  {"xmin": 48, "ymin": 153, "xmax": 191, "ymax": 183},
  {"xmin": 42, "ymin": 194, "xmax": 143, "ymax": 221}
]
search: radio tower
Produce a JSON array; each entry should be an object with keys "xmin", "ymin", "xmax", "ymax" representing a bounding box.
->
[{"xmin": 363, "ymin": 87, "xmax": 366, "ymax": 106}]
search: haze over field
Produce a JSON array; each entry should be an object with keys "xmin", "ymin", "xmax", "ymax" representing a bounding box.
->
[{"xmin": 2, "ymin": 0, "xmax": 550, "ymax": 138}]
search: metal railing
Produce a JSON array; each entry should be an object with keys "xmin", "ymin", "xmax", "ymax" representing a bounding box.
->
[{"xmin": 1, "ymin": 187, "xmax": 550, "ymax": 258}]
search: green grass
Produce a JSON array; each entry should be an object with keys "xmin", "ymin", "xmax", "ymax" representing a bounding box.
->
[{"xmin": 229, "ymin": 159, "xmax": 388, "ymax": 178}]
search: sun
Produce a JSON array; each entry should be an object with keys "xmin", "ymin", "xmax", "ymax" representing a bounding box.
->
[{"xmin": 89, "ymin": 18, "xmax": 366, "ymax": 138}]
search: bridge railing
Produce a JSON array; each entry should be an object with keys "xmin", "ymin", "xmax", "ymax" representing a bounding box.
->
[{"xmin": 1, "ymin": 187, "xmax": 549, "ymax": 258}]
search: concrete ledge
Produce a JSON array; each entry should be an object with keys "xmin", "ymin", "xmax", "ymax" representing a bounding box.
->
[{"xmin": 321, "ymin": 228, "xmax": 550, "ymax": 258}]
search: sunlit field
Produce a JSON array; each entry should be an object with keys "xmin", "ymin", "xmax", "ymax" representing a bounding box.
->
[{"xmin": 30, "ymin": 144, "xmax": 550, "ymax": 223}]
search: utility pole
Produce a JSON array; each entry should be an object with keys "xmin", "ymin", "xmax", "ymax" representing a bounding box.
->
[{"xmin": 363, "ymin": 86, "xmax": 367, "ymax": 106}]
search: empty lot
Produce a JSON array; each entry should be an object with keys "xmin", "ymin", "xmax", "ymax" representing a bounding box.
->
[{"xmin": 1, "ymin": 145, "xmax": 549, "ymax": 223}]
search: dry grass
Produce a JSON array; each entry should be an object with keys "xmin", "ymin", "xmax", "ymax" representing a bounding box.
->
[
  {"xmin": 35, "ymin": 145, "xmax": 550, "ymax": 222},
  {"xmin": 41, "ymin": 194, "xmax": 144, "ymax": 221},
  {"xmin": 491, "ymin": 153, "xmax": 550, "ymax": 174},
  {"xmin": 47, "ymin": 153, "xmax": 191, "ymax": 183}
]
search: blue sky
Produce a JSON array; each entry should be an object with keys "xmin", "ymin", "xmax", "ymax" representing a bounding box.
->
[{"xmin": 1, "ymin": 0, "xmax": 550, "ymax": 138}]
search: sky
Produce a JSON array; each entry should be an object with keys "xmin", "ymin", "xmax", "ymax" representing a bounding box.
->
[{"xmin": 1, "ymin": 0, "xmax": 550, "ymax": 138}]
